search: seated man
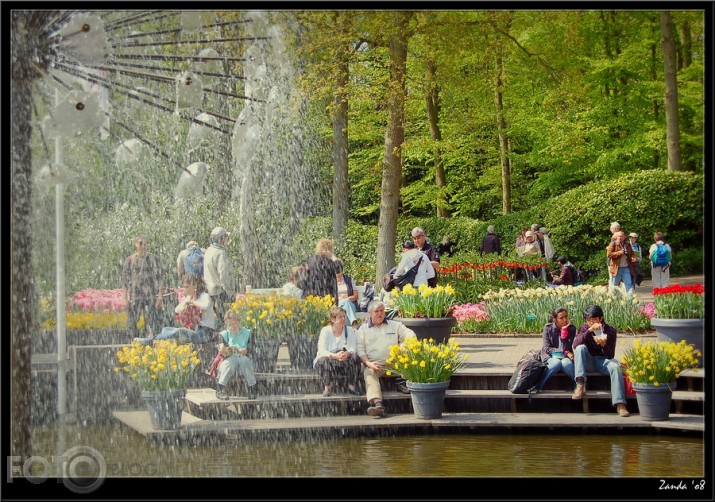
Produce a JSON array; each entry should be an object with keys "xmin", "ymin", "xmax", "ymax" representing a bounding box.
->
[{"xmin": 356, "ymin": 300, "xmax": 416, "ymax": 417}]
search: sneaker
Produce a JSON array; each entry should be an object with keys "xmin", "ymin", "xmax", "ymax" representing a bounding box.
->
[
  {"xmin": 571, "ymin": 383, "xmax": 586, "ymax": 400},
  {"xmin": 367, "ymin": 400, "xmax": 386, "ymax": 417},
  {"xmin": 216, "ymin": 387, "xmax": 230, "ymax": 401},
  {"xmin": 616, "ymin": 403, "xmax": 630, "ymax": 417}
]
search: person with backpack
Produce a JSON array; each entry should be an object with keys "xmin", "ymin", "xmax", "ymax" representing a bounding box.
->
[
  {"xmin": 551, "ymin": 257, "xmax": 575, "ymax": 287},
  {"xmin": 649, "ymin": 231, "xmax": 672, "ymax": 289},
  {"xmin": 176, "ymin": 240, "xmax": 203, "ymax": 279}
]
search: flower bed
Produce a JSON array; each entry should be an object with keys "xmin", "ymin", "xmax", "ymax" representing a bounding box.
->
[{"xmin": 652, "ymin": 283, "xmax": 704, "ymax": 319}]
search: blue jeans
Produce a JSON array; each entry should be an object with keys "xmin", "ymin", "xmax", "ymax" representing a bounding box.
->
[
  {"xmin": 573, "ymin": 345, "xmax": 626, "ymax": 406},
  {"xmin": 137, "ymin": 325, "xmax": 212, "ymax": 346},
  {"xmin": 536, "ymin": 356, "xmax": 575, "ymax": 390},
  {"xmin": 611, "ymin": 266, "xmax": 634, "ymax": 292}
]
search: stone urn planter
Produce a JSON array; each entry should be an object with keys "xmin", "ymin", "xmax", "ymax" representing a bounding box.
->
[
  {"xmin": 633, "ymin": 382, "xmax": 675, "ymax": 421},
  {"xmin": 398, "ymin": 317, "xmax": 456, "ymax": 344},
  {"xmin": 407, "ymin": 380, "xmax": 450, "ymax": 419},
  {"xmin": 651, "ymin": 318, "xmax": 704, "ymax": 367}
]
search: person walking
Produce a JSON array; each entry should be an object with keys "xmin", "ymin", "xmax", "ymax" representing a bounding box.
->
[
  {"xmin": 122, "ymin": 235, "xmax": 164, "ymax": 338},
  {"xmin": 607, "ymin": 230, "xmax": 636, "ymax": 293},
  {"xmin": 204, "ymin": 226, "xmax": 235, "ymax": 329},
  {"xmin": 628, "ymin": 233, "xmax": 644, "ymax": 286},
  {"xmin": 649, "ymin": 231, "xmax": 672, "ymax": 289}
]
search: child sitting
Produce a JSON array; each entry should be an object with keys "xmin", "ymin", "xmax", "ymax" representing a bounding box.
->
[{"xmin": 215, "ymin": 310, "xmax": 258, "ymax": 400}]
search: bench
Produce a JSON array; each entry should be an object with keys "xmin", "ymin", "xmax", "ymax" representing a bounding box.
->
[{"xmin": 247, "ymin": 285, "xmax": 371, "ymax": 320}]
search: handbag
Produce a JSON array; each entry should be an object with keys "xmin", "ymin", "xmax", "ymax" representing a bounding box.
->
[{"xmin": 388, "ymin": 255, "xmax": 424, "ymax": 291}]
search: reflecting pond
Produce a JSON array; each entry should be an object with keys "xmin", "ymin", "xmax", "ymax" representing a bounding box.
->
[{"xmin": 28, "ymin": 423, "xmax": 704, "ymax": 478}]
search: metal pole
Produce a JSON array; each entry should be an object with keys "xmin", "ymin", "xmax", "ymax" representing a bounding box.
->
[{"xmin": 55, "ymin": 86, "xmax": 68, "ymax": 418}]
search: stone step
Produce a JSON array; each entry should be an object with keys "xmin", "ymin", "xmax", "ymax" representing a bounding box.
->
[{"xmin": 184, "ymin": 387, "xmax": 704, "ymax": 421}]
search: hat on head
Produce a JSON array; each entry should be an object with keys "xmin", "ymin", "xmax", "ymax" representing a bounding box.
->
[
  {"xmin": 210, "ymin": 226, "xmax": 229, "ymax": 241},
  {"xmin": 539, "ymin": 227, "xmax": 548, "ymax": 234},
  {"xmin": 403, "ymin": 240, "xmax": 416, "ymax": 250},
  {"xmin": 487, "ymin": 225, "xmax": 494, "ymax": 234},
  {"xmin": 628, "ymin": 232, "xmax": 638, "ymax": 238},
  {"xmin": 525, "ymin": 230, "xmax": 533, "ymax": 238}
]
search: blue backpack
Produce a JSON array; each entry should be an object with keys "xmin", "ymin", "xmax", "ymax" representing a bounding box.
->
[
  {"xmin": 652, "ymin": 243, "xmax": 671, "ymax": 267},
  {"xmin": 184, "ymin": 246, "xmax": 204, "ymax": 276}
]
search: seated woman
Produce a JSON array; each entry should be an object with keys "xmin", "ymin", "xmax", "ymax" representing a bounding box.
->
[
  {"xmin": 215, "ymin": 310, "xmax": 257, "ymax": 400},
  {"xmin": 134, "ymin": 274, "xmax": 217, "ymax": 346},
  {"xmin": 535, "ymin": 307, "xmax": 576, "ymax": 391},
  {"xmin": 335, "ymin": 258, "xmax": 360, "ymax": 329},
  {"xmin": 313, "ymin": 305, "xmax": 361, "ymax": 397},
  {"xmin": 551, "ymin": 256, "xmax": 575, "ymax": 287},
  {"xmin": 281, "ymin": 266, "xmax": 303, "ymax": 298}
]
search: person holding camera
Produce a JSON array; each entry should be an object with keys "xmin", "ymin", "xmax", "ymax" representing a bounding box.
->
[{"xmin": 313, "ymin": 306, "xmax": 361, "ymax": 397}]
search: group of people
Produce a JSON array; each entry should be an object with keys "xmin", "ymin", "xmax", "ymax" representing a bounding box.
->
[{"xmin": 607, "ymin": 222, "xmax": 672, "ymax": 293}]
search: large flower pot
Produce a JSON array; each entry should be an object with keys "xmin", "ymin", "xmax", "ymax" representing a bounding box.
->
[
  {"xmin": 142, "ymin": 389, "xmax": 186, "ymax": 430},
  {"xmin": 407, "ymin": 380, "xmax": 450, "ymax": 419},
  {"xmin": 633, "ymin": 382, "xmax": 675, "ymax": 421},
  {"xmin": 399, "ymin": 317, "xmax": 456, "ymax": 344},
  {"xmin": 651, "ymin": 318, "xmax": 704, "ymax": 367},
  {"xmin": 286, "ymin": 334, "xmax": 319, "ymax": 371}
]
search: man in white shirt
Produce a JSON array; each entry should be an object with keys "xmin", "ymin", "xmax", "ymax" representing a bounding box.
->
[{"xmin": 356, "ymin": 300, "xmax": 416, "ymax": 417}]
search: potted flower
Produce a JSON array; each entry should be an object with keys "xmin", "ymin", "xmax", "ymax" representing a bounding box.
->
[
  {"xmin": 385, "ymin": 337, "xmax": 467, "ymax": 419},
  {"xmin": 621, "ymin": 339, "xmax": 700, "ymax": 421},
  {"xmin": 650, "ymin": 283, "xmax": 704, "ymax": 367},
  {"xmin": 392, "ymin": 283, "xmax": 457, "ymax": 343},
  {"xmin": 115, "ymin": 340, "xmax": 200, "ymax": 430}
]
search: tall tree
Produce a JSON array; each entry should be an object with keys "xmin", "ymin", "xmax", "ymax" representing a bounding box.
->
[
  {"xmin": 660, "ymin": 10, "xmax": 681, "ymax": 171},
  {"xmin": 424, "ymin": 58, "xmax": 450, "ymax": 217},
  {"xmin": 10, "ymin": 9, "xmax": 57, "ymax": 465},
  {"xmin": 375, "ymin": 11, "xmax": 412, "ymax": 284}
]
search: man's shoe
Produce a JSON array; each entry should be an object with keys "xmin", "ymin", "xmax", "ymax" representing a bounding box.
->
[
  {"xmin": 367, "ymin": 400, "xmax": 386, "ymax": 417},
  {"xmin": 616, "ymin": 403, "xmax": 630, "ymax": 417},
  {"xmin": 571, "ymin": 383, "xmax": 586, "ymax": 400},
  {"xmin": 396, "ymin": 380, "xmax": 410, "ymax": 394},
  {"xmin": 216, "ymin": 385, "xmax": 230, "ymax": 401}
]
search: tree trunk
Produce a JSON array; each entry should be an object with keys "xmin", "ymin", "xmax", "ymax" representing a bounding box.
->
[
  {"xmin": 650, "ymin": 14, "xmax": 660, "ymax": 169},
  {"xmin": 10, "ymin": 9, "xmax": 56, "ymax": 466},
  {"xmin": 660, "ymin": 11, "xmax": 681, "ymax": 172},
  {"xmin": 375, "ymin": 12, "xmax": 410, "ymax": 285},
  {"xmin": 331, "ymin": 42, "xmax": 350, "ymax": 243},
  {"xmin": 425, "ymin": 59, "xmax": 450, "ymax": 218},
  {"xmin": 494, "ymin": 36, "xmax": 511, "ymax": 215},
  {"xmin": 678, "ymin": 20, "xmax": 691, "ymax": 69}
]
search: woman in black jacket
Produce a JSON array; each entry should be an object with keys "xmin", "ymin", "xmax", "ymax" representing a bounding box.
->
[{"xmin": 535, "ymin": 307, "xmax": 576, "ymax": 391}]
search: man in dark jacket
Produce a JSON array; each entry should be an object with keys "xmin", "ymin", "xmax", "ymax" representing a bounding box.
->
[{"xmin": 480, "ymin": 225, "xmax": 501, "ymax": 256}]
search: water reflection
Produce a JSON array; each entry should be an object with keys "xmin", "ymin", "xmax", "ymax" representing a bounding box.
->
[{"xmin": 29, "ymin": 424, "xmax": 704, "ymax": 478}]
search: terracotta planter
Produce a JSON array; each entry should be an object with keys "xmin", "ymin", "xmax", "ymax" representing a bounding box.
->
[
  {"xmin": 398, "ymin": 317, "xmax": 456, "ymax": 344},
  {"xmin": 651, "ymin": 318, "xmax": 704, "ymax": 367}
]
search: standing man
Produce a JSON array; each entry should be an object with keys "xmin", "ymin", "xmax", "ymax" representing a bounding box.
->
[
  {"xmin": 411, "ymin": 227, "xmax": 440, "ymax": 287},
  {"xmin": 607, "ymin": 230, "xmax": 635, "ymax": 293},
  {"xmin": 480, "ymin": 225, "xmax": 501, "ymax": 256},
  {"xmin": 356, "ymin": 300, "xmax": 416, "ymax": 417},
  {"xmin": 122, "ymin": 235, "xmax": 164, "ymax": 338},
  {"xmin": 204, "ymin": 226, "xmax": 235, "ymax": 329}
]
